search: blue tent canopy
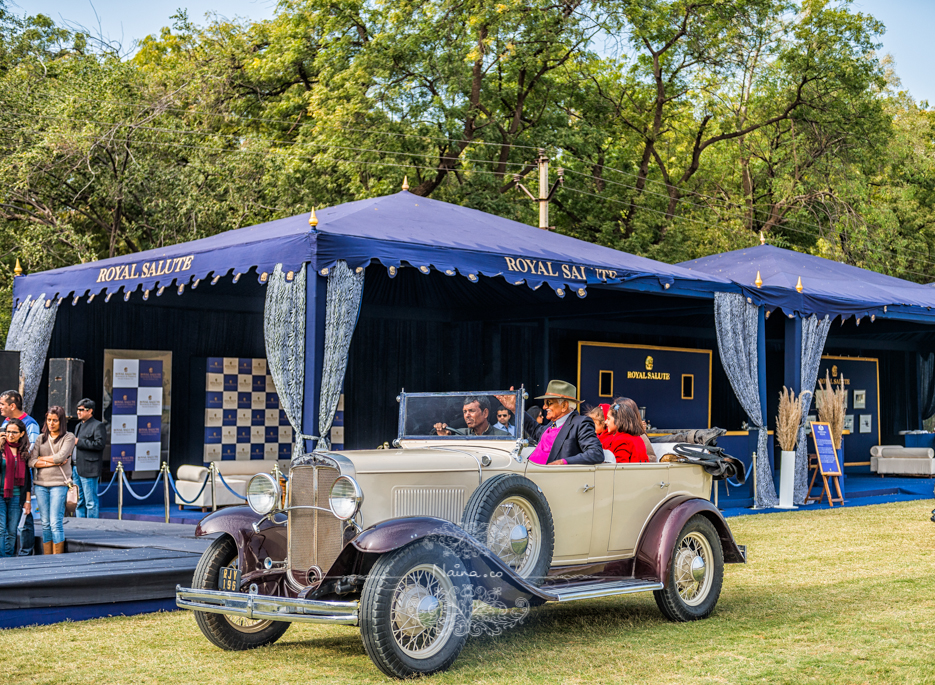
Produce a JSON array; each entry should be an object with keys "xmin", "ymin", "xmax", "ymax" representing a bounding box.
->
[
  {"xmin": 13, "ymin": 191, "xmax": 734, "ymax": 306},
  {"xmin": 680, "ymin": 244, "xmax": 935, "ymax": 321}
]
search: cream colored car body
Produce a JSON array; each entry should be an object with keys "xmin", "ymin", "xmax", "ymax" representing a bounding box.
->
[{"xmin": 345, "ymin": 439, "xmax": 712, "ymax": 567}]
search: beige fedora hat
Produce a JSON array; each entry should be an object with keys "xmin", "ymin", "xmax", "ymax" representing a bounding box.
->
[{"xmin": 534, "ymin": 380, "xmax": 582, "ymax": 404}]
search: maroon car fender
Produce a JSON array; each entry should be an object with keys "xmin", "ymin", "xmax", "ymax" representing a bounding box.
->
[
  {"xmin": 316, "ymin": 516, "xmax": 549, "ymax": 606},
  {"xmin": 634, "ymin": 496, "xmax": 745, "ymax": 582},
  {"xmin": 196, "ymin": 506, "xmax": 289, "ymax": 581}
]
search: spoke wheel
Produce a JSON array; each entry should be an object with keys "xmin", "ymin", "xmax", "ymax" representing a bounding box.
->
[
  {"xmin": 461, "ymin": 474, "xmax": 554, "ymax": 586},
  {"xmin": 390, "ymin": 564, "xmax": 458, "ymax": 658},
  {"xmin": 191, "ymin": 535, "xmax": 289, "ymax": 650},
  {"xmin": 361, "ymin": 539, "xmax": 472, "ymax": 678},
  {"xmin": 654, "ymin": 515, "xmax": 724, "ymax": 622}
]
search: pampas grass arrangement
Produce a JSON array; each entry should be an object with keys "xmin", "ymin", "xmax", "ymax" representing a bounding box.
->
[
  {"xmin": 817, "ymin": 370, "xmax": 847, "ymax": 448},
  {"xmin": 776, "ymin": 386, "xmax": 802, "ymax": 452}
]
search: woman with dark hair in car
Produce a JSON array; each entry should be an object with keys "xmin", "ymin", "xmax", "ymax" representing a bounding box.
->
[{"xmin": 602, "ymin": 398, "xmax": 649, "ymax": 463}]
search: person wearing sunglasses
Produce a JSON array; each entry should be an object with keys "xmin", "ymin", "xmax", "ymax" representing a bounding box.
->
[
  {"xmin": 0, "ymin": 418, "xmax": 32, "ymax": 557},
  {"xmin": 497, "ymin": 380, "xmax": 603, "ymax": 466}
]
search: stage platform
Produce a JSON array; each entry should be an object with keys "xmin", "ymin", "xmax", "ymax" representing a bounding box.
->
[{"xmin": 0, "ymin": 519, "xmax": 216, "ymax": 629}]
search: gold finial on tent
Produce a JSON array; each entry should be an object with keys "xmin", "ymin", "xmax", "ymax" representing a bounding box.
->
[
  {"xmin": 759, "ymin": 231, "xmax": 765, "ymax": 245},
  {"xmin": 308, "ymin": 207, "xmax": 318, "ymax": 227},
  {"xmin": 796, "ymin": 276, "xmax": 803, "ymax": 293},
  {"xmin": 13, "ymin": 258, "xmax": 23, "ymax": 277},
  {"xmin": 402, "ymin": 175, "xmax": 409, "ymax": 191},
  {"xmin": 755, "ymin": 270, "xmax": 763, "ymax": 288}
]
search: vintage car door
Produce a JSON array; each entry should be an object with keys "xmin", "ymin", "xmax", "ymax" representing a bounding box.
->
[
  {"xmin": 605, "ymin": 463, "xmax": 671, "ymax": 557},
  {"xmin": 524, "ymin": 461, "xmax": 596, "ymax": 564}
]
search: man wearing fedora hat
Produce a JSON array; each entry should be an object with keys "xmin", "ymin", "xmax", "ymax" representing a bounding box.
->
[{"xmin": 497, "ymin": 381, "xmax": 603, "ymax": 465}]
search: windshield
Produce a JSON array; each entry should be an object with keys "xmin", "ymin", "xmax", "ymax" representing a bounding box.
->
[{"xmin": 398, "ymin": 390, "xmax": 525, "ymax": 440}]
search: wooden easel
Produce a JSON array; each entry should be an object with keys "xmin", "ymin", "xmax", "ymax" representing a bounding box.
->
[{"xmin": 806, "ymin": 422, "xmax": 844, "ymax": 507}]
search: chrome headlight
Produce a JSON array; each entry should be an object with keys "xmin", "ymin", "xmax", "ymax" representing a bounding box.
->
[
  {"xmin": 329, "ymin": 475, "xmax": 363, "ymax": 520},
  {"xmin": 246, "ymin": 473, "xmax": 281, "ymax": 515}
]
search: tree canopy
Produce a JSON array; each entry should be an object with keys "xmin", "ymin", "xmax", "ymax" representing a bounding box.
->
[{"xmin": 2, "ymin": 0, "xmax": 935, "ymax": 337}]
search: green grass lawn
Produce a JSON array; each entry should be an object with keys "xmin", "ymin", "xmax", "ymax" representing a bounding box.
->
[{"xmin": 4, "ymin": 500, "xmax": 935, "ymax": 684}]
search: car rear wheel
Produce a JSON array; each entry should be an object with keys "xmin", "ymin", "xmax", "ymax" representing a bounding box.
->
[
  {"xmin": 191, "ymin": 535, "xmax": 289, "ymax": 650},
  {"xmin": 360, "ymin": 539, "xmax": 472, "ymax": 679},
  {"xmin": 653, "ymin": 514, "xmax": 724, "ymax": 621},
  {"xmin": 461, "ymin": 474, "xmax": 554, "ymax": 586}
]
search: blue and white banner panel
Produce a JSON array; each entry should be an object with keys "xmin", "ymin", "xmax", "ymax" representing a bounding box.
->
[
  {"xmin": 204, "ymin": 357, "xmax": 293, "ymax": 462},
  {"xmin": 104, "ymin": 350, "xmax": 172, "ymax": 472}
]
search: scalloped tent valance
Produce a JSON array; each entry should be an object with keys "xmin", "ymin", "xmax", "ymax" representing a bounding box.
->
[
  {"xmin": 12, "ymin": 191, "xmax": 735, "ymax": 307},
  {"xmin": 679, "ymin": 244, "xmax": 935, "ymax": 322}
]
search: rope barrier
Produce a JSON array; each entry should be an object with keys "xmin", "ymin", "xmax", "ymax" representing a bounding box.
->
[
  {"xmin": 97, "ymin": 468, "xmax": 119, "ymax": 496},
  {"xmin": 166, "ymin": 471, "xmax": 211, "ymax": 505},
  {"xmin": 120, "ymin": 470, "xmax": 165, "ymax": 501},
  {"xmin": 215, "ymin": 470, "xmax": 248, "ymax": 500},
  {"xmin": 727, "ymin": 459, "xmax": 754, "ymax": 489}
]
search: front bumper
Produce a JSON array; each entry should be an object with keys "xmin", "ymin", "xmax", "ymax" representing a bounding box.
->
[{"xmin": 176, "ymin": 586, "xmax": 359, "ymax": 626}]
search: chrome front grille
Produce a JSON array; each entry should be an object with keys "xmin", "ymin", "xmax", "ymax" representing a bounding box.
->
[
  {"xmin": 288, "ymin": 465, "xmax": 343, "ymax": 581},
  {"xmin": 393, "ymin": 486, "xmax": 464, "ymax": 523}
]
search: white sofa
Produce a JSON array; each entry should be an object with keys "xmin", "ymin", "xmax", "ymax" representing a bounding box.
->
[
  {"xmin": 175, "ymin": 459, "xmax": 292, "ymax": 509},
  {"xmin": 869, "ymin": 445, "xmax": 935, "ymax": 476}
]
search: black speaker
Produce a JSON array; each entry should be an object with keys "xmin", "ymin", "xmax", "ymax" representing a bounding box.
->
[
  {"xmin": 48, "ymin": 358, "xmax": 84, "ymax": 418},
  {"xmin": 0, "ymin": 351, "xmax": 20, "ymax": 393}
]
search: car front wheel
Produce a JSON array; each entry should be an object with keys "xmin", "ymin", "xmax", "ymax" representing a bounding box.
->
[
  {"xmin": 191, "ymin": 535, "xmax": 290, "ymax": 650},
  {"xmin": 360, "ymin": 539, "xmax": 472, "ymax": 679},
  {"xmin": 653, "ymin": 514, "xmax": 724, "ymax": 621}
]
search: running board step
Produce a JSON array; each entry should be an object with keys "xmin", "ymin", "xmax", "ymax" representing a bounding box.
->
[{"xmin": 542, "ymin": 579, "xmax": 663, "ymax": 602}]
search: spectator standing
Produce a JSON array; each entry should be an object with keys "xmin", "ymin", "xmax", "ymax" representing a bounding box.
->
[
  {"xmin": 0, "ymin": 390, "xmax": 40, "ymax": 447},
  {"xmin": 72, "ymin": 399, "xmax": 105, "ymax": 518},
  {"xmin": 29, "ymin": 406, "xmax": 75, "ymax": 555},
  {"xmin": 0, "ymin": 418, "xmax": 32, "ymax": 557}
]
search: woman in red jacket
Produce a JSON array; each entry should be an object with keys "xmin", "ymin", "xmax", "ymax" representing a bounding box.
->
[{"xmin": 602, "ymin": 399, "xmax": 649, "ymax": 463}]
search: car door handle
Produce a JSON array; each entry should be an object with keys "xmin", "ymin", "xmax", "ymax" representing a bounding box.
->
[
  {"xmin": 582, "ymin": 484, "xmax": 594, "ymax": 493},
  {"xmin": 658, "ymin": 481, "xmax": 668, "ymax": 488}
]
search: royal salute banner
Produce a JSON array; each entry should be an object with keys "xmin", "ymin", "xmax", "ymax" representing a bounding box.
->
[
  {"xmin": 578, "ymin": 342, "xmax": 712, "ymax": 429},
  {"xmin": 203, "ymin": 357, "xmax": 296, "ymax": 462},
  {"xmin": 104, "ymin": 350, "xmax": 172, "ymax": 472}
]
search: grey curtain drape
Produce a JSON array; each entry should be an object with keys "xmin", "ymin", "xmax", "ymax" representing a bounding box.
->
[
  {"xmin": 316, "ymin": 261, "xmax": 365, "ymax": 451},
  {"xmin": 920, "ymin": 353, "xmax": 935, "ymax": 422},
  {"xmin": 4, "ymin": 294, "xmax": 58, "ymax": 414},
  {"xmin": 264, "ymin": 265, "xmax": 311, "ymax": 462},
  {"xmin": 794, "ymin": 314, "xmax": 832, "ymax": 505},
  {"xmin": 713, "ymin": 292, "xmax": 778, "ymax": 507}
]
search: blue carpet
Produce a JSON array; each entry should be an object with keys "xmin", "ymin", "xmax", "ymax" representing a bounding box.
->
[{"xmin": 100, "ymin": 505, "xmax": 205, "ymax": 525}]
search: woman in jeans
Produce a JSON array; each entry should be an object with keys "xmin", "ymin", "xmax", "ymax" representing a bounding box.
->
[
  {"xmin": 0, "ymin": 418, "xmax": 32, "ymax": 556},
  {"xmin": 29, "ymin": 406, "xmax": 75, "ymax": 555}
]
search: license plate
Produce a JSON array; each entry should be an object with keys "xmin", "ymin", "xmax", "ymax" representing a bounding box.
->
[{"xmin": 219, "ymin": 565, "xmax": 241, "ymax": 593}]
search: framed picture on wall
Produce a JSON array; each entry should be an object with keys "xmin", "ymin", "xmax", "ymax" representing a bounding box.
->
[
  {"xmin": 844, "ymin": 415, "xmax": 854, "ymax": 433},
  {"xmin": 859, "ymin": 414, "xmax": 872, "ymax": 433},
  {"xmin": 853, "ymin": 389, "xmax": 867, "ymax": 409}
]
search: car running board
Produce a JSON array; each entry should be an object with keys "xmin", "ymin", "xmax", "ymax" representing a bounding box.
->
[{"xmin": 541, "ymin": 579, "xmax": 664, "ymax": 602}]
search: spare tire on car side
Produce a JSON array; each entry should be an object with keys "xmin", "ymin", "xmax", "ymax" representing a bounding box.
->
[{"xmin": 461, "ymin": 474, "xmax": 554, "ymax": 586}]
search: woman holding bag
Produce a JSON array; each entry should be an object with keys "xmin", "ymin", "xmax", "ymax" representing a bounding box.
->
[
  {"xmin": 29, "ymin": 406, "xmax": 75, "ymax": 555},
  {"xmin": 0, "ymin": 418, "xmax": 32, "ymax": 557}
]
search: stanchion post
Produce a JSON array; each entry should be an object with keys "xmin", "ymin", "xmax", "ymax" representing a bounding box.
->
[
  {"xmin": 210, "ymin": 461, "xmax": 218, "ymax": 512},
  {"xmin": 750, "ymin": 450, "xmax": 758, "ymax": 510},
  {"xmin": 162, "ymin": 462, "xmax": 170, "ymax": 524},
  {"xmin": 116, "ymin": 461, "xmax": 124, "ymax": 521}
]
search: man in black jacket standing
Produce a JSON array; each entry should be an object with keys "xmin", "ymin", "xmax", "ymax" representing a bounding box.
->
[
  {"xmin": 73, "ymin": 399, "xmax": 106, "ymax": 518},
  {"xmin": 497, "ymin": 381, "xmax": 603, "ymax": 465}
]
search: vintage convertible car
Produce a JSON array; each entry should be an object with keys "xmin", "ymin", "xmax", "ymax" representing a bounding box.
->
[{"xmin": 177, "ymin": 389, "xmax": 746, "ymax": 678}]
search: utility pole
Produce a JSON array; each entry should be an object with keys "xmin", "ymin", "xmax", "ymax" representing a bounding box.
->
[{"xmin": 514, "ymin": 149, "xmax": 563, "ymax": 229}]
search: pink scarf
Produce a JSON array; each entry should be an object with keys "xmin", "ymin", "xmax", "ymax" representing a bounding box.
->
[
  {"xmin": 528, "ymin": 425, "xmax": 560, "ymax": 464},
  {"xmin": 2, "ymin": 442, "xmax": 26, "ymax": 498}
]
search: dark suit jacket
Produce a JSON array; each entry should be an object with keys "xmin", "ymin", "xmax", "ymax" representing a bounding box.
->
[
  {"xmin": 74, "ymin": 417, "xmax": 106, "ymax": 479},
  {"xmin": 522, "ymin": 410, "xmax": 603, "ymax": 465}
]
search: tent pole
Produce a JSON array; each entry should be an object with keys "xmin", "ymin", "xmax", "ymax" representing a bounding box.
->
[{"xmin": 303, "ymin": 270, "xmax": 328, "ymax": 452}]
